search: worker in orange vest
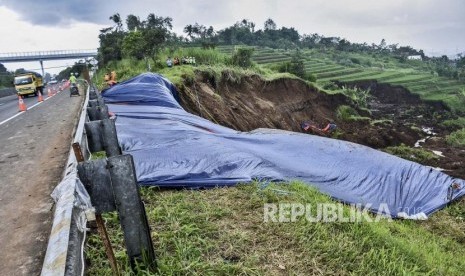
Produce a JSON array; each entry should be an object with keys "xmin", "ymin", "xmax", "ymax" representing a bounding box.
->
[{"xmin": 104, "ymin": 71, "xmax": 117, "ymax": 87}]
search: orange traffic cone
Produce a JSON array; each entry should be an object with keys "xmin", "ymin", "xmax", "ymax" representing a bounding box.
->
[
  {"xmin": 38, "ymin": 91, "xmax": 44, "ymax": 102},
  {"xmin": 18, "ymin": 96, "xmax": 27, "ymax": 112}
]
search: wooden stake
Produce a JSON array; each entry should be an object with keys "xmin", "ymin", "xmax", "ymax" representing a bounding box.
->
[
  {"xmin": 73, "ymin": 142, "xmax": 119, "ymax": 276},
  {"xmin": 96, "ymin": 214, "xmax": 119, "ymax": 276}
]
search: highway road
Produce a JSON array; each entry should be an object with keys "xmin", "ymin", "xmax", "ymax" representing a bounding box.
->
[
  {"xmin": 0, "ymin": 89, "xmax": 64, "ymax": 125},
  {"xmin": 0, "ymin": 87, "xmax": 83, "ymax": 275}
]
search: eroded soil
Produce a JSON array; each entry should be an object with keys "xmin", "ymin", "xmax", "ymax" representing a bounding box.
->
[{"xmin": 178, "ymin": 73, "xmax": 465, "ymax": 179}]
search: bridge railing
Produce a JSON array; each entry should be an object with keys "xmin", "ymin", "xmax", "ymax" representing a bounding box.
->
[{"xmin": 0, "ymin": 49, "xmax": 97, "ymax": 58}]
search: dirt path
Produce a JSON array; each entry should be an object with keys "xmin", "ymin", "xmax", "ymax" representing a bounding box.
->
[{"xmin": 0, "ymin": 90, "xmax": 83, "ymax": 275}]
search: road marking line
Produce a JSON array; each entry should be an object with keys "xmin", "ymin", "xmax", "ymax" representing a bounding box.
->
[
  {"xmin": 0, "ymin": 111, "xmax": 24, "ymax": 126},
  {"xmin": 0, "ymin": 93, "xmax": 59, "ymax": 126}
]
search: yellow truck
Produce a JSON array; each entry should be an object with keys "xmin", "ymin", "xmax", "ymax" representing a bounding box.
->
[{"xmin": 14, "ymin": 72, "xmax": 44, "ymax": 97}]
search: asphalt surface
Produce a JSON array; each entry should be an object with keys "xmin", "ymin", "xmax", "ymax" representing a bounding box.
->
[
  {"xmin": 0, "ymin": 94, "xmax": 41, "ymax": 123},
  {"xmin": 0, "ymin": 87, "xmax": 66, "ymax": 124},
  {"xmin": 0, "ymin": 88, "xmax": 83, "ymax": 275}
]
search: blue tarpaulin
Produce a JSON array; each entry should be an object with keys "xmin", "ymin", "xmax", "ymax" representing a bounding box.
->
[{"xmin": 102, "ymin": 73, "xmax": 465, "ymax": 218}]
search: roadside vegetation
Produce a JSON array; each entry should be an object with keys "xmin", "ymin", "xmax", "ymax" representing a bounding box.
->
[
  {"xmin": 86, "ymin": 182, "xmax": 465, "ymax": 275},
  {"xmin": 0, "ymin": 63, "xmax": 14, "ymax": 88}
]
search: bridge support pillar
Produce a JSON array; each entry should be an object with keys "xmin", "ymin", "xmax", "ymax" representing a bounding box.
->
[{"xmin": 39, "ymin": 60, "xmax": 44, "ymax": 77}]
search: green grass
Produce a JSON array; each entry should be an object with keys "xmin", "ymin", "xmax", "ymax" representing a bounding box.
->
[
  {"xmin": 320, "ymin": 70, "xmax": 384, "ymax": 82},
  {"xmin": 383, "ymin": 144, "xmax": 440, "ymax": 163},
  {"xmin": 441, "ymin": 117, "xmax": 465, "ymax": 129},
  {"xmin": 85, "ymin": 182, "xmax": 465, "ymax": 275},
  {"xmin": 245, "ymin": 46, "xmax": 465, "ymax": 113},
  {"xmin": 370, "ymin": 119, "xmax": 393, "ymax": 126},
  {"xmin": 316, "ymin": 68, "xmax": 363, "ymax": 79},
  {"xmin": 96, "ymin": 46, "xmax": 307, "ymax": 89},
  {"xmin": 446, "ymin": 128, "xmax": 465, "ymax": 147},
  {"xmin": 337, "ymin": 105, "xmax": 363, "ymax": 121},
  {"xmin": 90, "ymin": 151, "xmax": 106, "ymax": 160},
  {"xmin": 383, "ymin": 74, "xmax": 432, "ymax": 84},
  {"xmin": 254, "ymin": 57, "xmax": 291, "ymax": 64}
]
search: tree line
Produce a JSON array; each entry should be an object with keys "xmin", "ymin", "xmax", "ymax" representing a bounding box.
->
[
  {"xmin": 0, "ymin": 63, "xmax": 14, "ymax": 88},
  {"xmin": 97, "ymin": 13, "xmax": 465, "ymax": 81}
]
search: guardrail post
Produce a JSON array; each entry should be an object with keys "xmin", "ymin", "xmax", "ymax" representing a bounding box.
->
[
  {"xmin": 102, "ymin": 119, "xmax": 122, "ymax": 157},
  {"xmin": 107, "ymin": 155, "xmax": 156, "ymax": 271},
  {"xmin": 84, "ymin": 118, "xmax": 121, "ymax": 156},
  {"xmin": 87, "ymin": 105, "xmax": 109, "ymax": 121},
  {"xmin": 89, "ymin": 89, "xmax": 98, "ymax": 100},
  {"xmin": 77, "ymin": 86, "xmax": 156, "ymax": 272},
  {"xmin": 99, "ymin": 105, "xmax": 109, "ymax": 120},
  {"xmin": 75, "ymin": 145, "xmax": 119, "ymax": 276},
  {"xmin": 88, "ymin": 99, "xmax": 98, "ymax": 108},
  {"xmin": 77, "ymin": 160, "xmax": 116, "ymax": 213},
  {"xmin": 97, "ymin": 96, "xmax": 105, "ymax": 107},
  {"xmin": 84, "ymin": 121, "xmax": 104, "ymax": 153},
  {"xmin": 87, "ymin": 106, "xmax": 100, "ymax": 121}
]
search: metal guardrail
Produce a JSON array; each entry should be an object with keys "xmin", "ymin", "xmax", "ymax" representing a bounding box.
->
[
  {"xmin": 41, "ymin": 85, "xmax": 156, "ymax": 275},
  {"xmin": 41, "ymin": 85, "xmax": 91, "ymax": 276}
]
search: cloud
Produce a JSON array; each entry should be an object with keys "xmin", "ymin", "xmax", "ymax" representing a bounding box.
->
[
  {"xmin": 1, "ymin": 0, "xmax": 107, "ymax": 25},
  {"xmin": 0, "ymin": 7, "xmax": 101, "ymax": 51},
  {"xmin": 0, "ymin": 0, "xmax": 236, "ymax": 27},
  {"xmin": 0, "ymin": 0, "xmax": 464, "ymax": 56}
]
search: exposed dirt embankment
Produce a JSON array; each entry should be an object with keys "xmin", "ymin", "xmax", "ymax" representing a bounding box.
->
[
  {"xmin": 180, "ymin": 73, "xmax": 421, "ymax": 148},
  {"xmin": 181, "ymin": 74, "xmax": 348, "ymax": 132},
  {"xmin": 336, "ymin": 80, "xmax": 450, "ymax": 127},
  {"xmin": 177, "ymin": 72, "xmax": 464, "ymax": 178},
  {"xmin": 338, "ymin": 80, "xmax": 465, "ymax": 178}
]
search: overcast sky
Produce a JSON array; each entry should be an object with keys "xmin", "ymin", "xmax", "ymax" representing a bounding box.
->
[{"xmin": 0, "ymin": 0, "xmax": 464, "ymax": 74}]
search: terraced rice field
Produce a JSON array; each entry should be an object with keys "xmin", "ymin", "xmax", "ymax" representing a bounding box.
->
[{"xmin": 217, "ymin": 45, "xmax": 465, "ymax": 111}]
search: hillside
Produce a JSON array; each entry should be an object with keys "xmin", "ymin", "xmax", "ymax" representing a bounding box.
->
[
  {"xmin": 217, "ymin": 45, "xmax": 465, "ymax": 112},
  {"xmin": 86, "ymin": 47, "xmax": 465, "ymax": 275}
]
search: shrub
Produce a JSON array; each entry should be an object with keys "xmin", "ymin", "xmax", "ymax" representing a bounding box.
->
[
  {"xmin": 446, "ymin": 128, "xmax": 465, "ymax": 147},
  {"xmin": 350, "ymin": 57, "xmax": 361, "ymax": 64},
  {"xmin": 441, "ymin": 117, "xmax": 465, "ymax": 129},
  {"xmin": 288, "ymin": 50, "xmax": 306, "ymax": 78},
  {"xmin": 322, "ymin": 81, "xmax": 339, "ymax": 90},
  {"xmin": 231, "ymin": 47, "xmax": 254, "ymax": 68},
  {"xmin": 341, "ymin": 85, "xmax": 370, "ymax": 108},
  {"xmin": 271, "ymin": 50, "xmax": 310, "ymax": 81},
  {"xmin": 305, "ymin": 72, "xmax": 317, "ymax": 82},
  {"xmin": 336, "ymin": 105, "xmax": 359, "ymax": 121}
]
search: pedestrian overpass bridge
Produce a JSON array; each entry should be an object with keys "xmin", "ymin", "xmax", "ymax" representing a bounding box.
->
[
  {"xmin": 0, "ymin": 49, "xmax": 98, "ymax": 76},
  {"xmin": 0, "ymin": 49, "xmax": 97, "ymax": 63}
]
